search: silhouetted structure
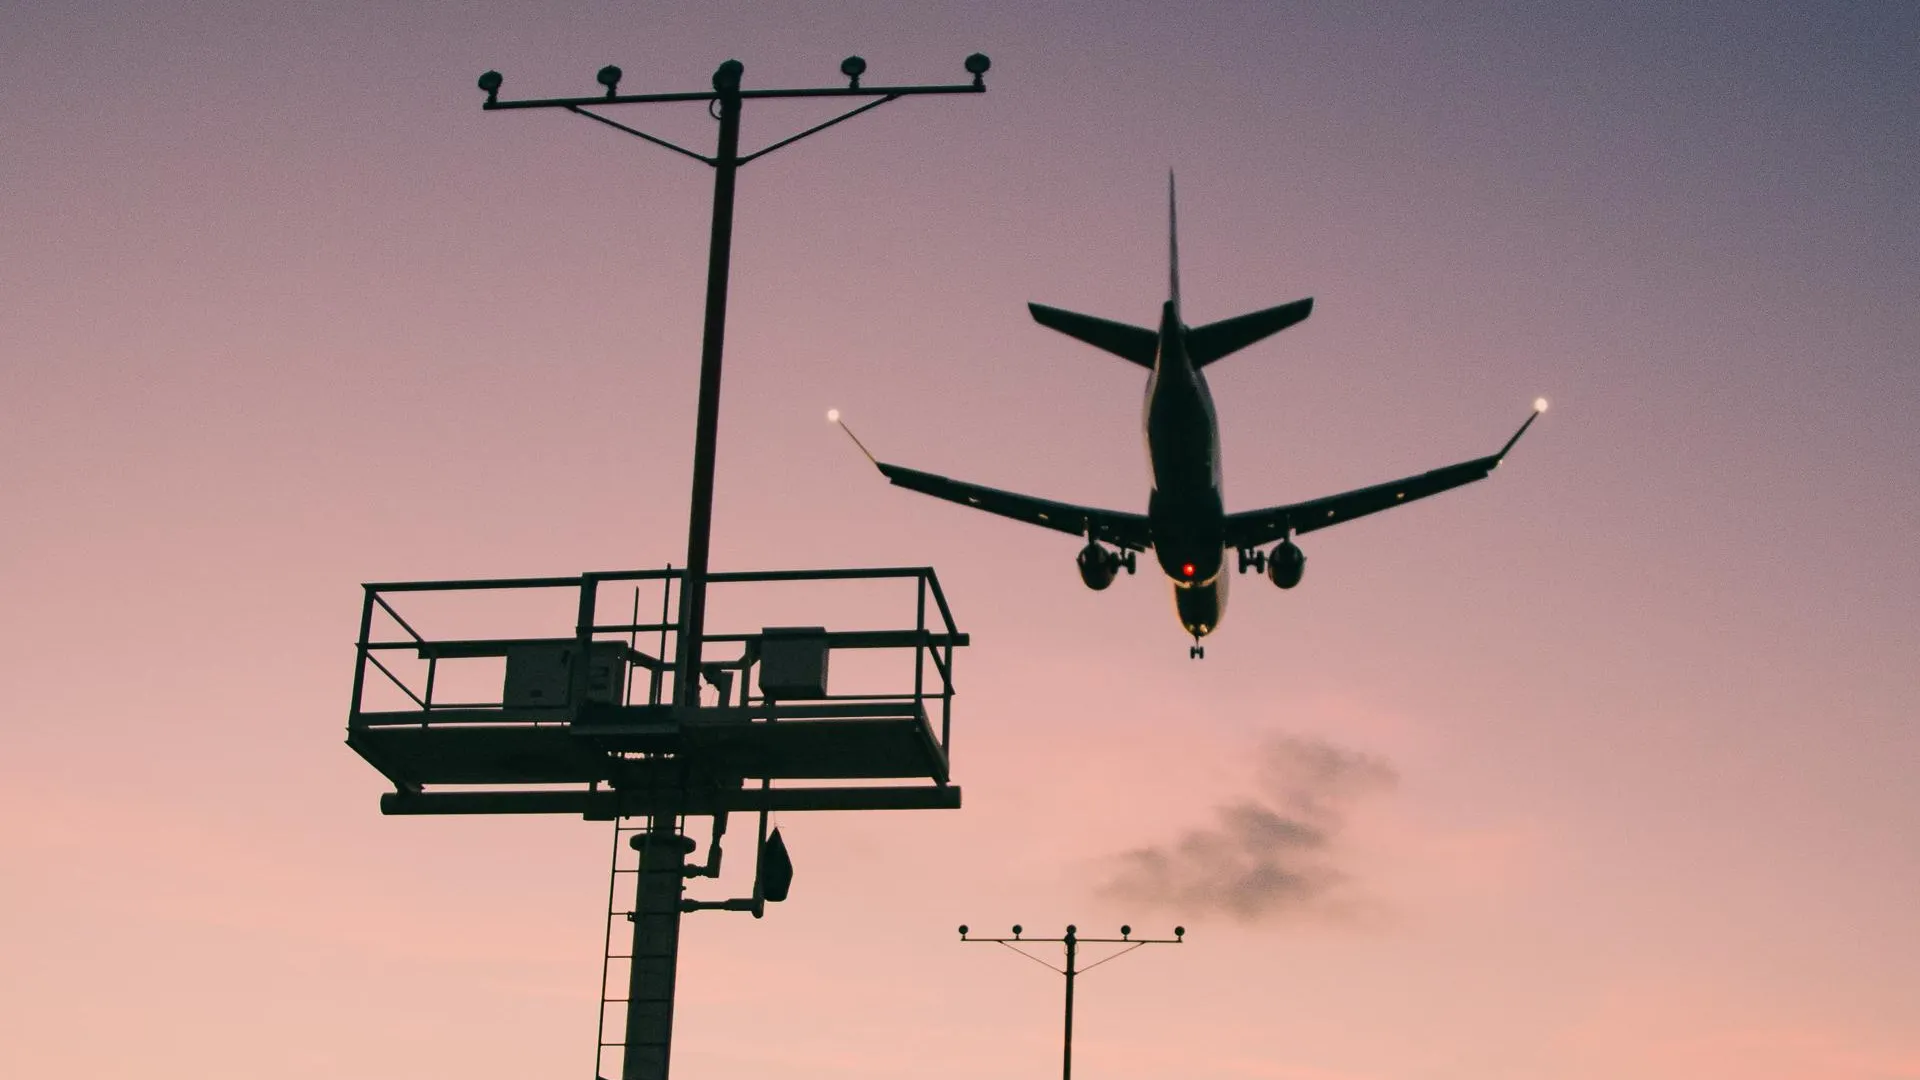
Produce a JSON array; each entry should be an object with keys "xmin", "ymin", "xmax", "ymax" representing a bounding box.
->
[
  {"xmin": 349, "ymin": 566, "xmax": 966, "ymax": 1078},
  {"xmin": 345, "ymin": 55, "xmax": 991, "ymax": 1080},
  {"xmin": 958, "ymin": 924, "xmax": 1185, "ymax": 1080}
]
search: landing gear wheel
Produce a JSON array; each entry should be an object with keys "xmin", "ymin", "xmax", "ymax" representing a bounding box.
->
[{"xmin": 1189, "ymin": 642, "xmax": 1205, "ymax": 659}]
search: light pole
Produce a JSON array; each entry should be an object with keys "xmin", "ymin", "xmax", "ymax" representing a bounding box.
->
[
  {"xmin": 476, "ymin": 52, "xmax": 991, "ymax": 714},
  {"xmin": 477, "ymin": 54, "xmax": 990, "ymax": 1080},
  {"xmin": 959, "ymin": 923, "xmax": 1185, "ymax": 1080}
]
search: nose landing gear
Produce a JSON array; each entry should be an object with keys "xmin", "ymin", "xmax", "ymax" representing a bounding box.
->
[{"xmin": 1189, "ymin": 637, "xmax": 1205, "ymax": 660}]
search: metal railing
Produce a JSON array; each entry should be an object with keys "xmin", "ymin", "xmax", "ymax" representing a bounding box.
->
[{"xmin": 348, "ymin": 565, "xmax": 964, "ymax": 756}]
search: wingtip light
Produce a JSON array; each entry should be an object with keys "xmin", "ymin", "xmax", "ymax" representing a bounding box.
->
[
  {"xmin": 1534, "ymin": 397, "xmax": 1550, "ymax": 413},
  {"xmin": 831, "ymin": 410, "xmax": 878, "ymax": 466}
]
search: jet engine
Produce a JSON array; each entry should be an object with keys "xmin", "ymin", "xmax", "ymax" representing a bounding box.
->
[
  {"xmin": 1267, "ymin": 539, "xmax": 1305, "ymax": 589},
  {"xmin": 1076, "ymin": 542, "xmax": 1119, "ymax": 591}
]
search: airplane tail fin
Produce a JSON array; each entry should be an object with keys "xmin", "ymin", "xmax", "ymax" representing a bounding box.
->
[
  {"xmin": 1186, "ymin": 297, "xmax": 1315, "ymax": 368},
  {"xmin": 1168, "ymin": 170, "xmax": 1180, "ymax": 313},
  {"xmin": 1027, "ymin": 173, "xmax": 1309, "ymax": 370},
  {"xmin": 1028, "ymin": 303, "xmax": 1157, "ymax": 368}
]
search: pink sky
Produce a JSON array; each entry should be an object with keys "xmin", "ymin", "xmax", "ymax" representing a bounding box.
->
[{"xmin": 3, "ymin": 3, "xmax": 1915, "ymax": 1078}]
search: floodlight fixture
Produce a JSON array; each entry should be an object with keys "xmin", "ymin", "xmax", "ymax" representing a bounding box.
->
[
  {"xmin": 840, "ymin": 55, "xmax": 867, "ymax": 88},
  {"xmin": 597, "ymin": 64, "xmax": 623, "ymax": 97},
  {"xmin": 757, "ymin": 826, "xmax": 793, "ymax": 903},
  {"xmin": 477, "ymin": 69, "xmax": 503, "ymax": 104}
]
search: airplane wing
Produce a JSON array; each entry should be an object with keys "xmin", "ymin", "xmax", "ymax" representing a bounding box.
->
[
  {"xmin": 875, "ymin": 460, "xmax": 1154, "ymax": 551},
  {"xmin": 1224, "ymin": 406, "xmax": 1543, "ymax": 549}
]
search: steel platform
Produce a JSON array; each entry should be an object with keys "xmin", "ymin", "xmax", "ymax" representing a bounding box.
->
[{"xmin": 345, "ymin": 567, "xmax": 966, "ymax": 818}]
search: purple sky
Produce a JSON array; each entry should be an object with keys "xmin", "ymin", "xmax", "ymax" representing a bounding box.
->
[{"xmin": 3, "ymin": 3, "xmax": 1916, "ymax": 1078}]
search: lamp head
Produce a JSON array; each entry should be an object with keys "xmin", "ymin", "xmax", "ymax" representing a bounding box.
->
[
  {"xmin": 1174, "ymin": 926, "xmax": 1186, "ymax": 939},
  {"xmin": 713, "ymin": 59, "xmax": 744, "ymax": 92},
  {"xmin": 477, "ymin": 70, "xmax": 503, "ymax": 104},
  {"xmin": 596, "ymin": 64, "xmax": 622, "ymax": 96},
  {"xmin": 958, "ymin": 924, "xmax": 969, "ymax": 938},
  {"xmin": 840, "ymin": 55, "xmax": 866, "ymax": 88},
  {"xmin": 964, "ymin": 52, "xmax": 991, "ymax": 86}
]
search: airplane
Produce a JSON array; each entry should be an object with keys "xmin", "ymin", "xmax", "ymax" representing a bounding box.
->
[{"xmin": 841, "ymin": 174, "xmax": 1544, "ymax": 658}]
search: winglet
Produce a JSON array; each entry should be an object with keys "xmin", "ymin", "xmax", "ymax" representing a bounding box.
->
[
  {"xmin": 828, "ymin": 408, "xmax": 879, "ymax": 468},
  {"xmin": 1495, "ymin": 398, "xmax": 1548, "ymax": 464}
]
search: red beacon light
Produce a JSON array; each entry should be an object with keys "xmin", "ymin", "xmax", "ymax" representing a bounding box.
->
[{"xmin": 1181, "ymin": 562, "xmax": 1195, "ymax": 578}]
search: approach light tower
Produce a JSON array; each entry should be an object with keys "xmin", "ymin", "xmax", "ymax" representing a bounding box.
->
[
  {"xmin": 959, "ymin": 923, "xmax": 1186, "ymax": 1080},
  {"xmin": 342, "ymin": 53, "xmax": 990, "ymax": 1080},
  {"xmin": 476, "ymin": 52, "xmax": 989, "ymax": 707}
]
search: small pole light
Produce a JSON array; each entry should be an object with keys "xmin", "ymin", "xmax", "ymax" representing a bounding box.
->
[
  {"xmin": 840, "ymin": 55, "xmax": 866, "ymax": 89},
  {"xmin": 477, "ymin": 70, "xmax": 503, "ymax": 105},
  {"xmin": 713, "ymin": 59, "xmax": 744, "ymax": 92},
  {"xmin": 964, "ymin": 52, "xmax": 991, "ymax": 88},
  {"xmin": 596, "ymin": 64, "xmax": 623, "ymax": 97}
]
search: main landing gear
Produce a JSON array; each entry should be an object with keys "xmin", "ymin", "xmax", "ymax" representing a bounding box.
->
[{"xmin": 1189, "ymin": 637, "xmax": 1205, "ymax": 660}]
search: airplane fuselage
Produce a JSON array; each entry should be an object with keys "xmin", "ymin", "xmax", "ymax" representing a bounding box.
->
[{"xmin": 1143, "ymin": 300, "xmax": 1230, "ymax": 638}]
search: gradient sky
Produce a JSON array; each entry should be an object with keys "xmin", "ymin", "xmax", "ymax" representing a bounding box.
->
[{"xmin": 3, "ymin": 3, "xmax": 1916, "ymax": 1078}]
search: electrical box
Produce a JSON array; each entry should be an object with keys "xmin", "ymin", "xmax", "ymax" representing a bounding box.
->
[
  {"xmin": 503, "ymin": 641, "xmax": 628, "ymax": 708},
  {"xmin": 758, "ymin": 626, "xmax": 829, "ymax": 700}
]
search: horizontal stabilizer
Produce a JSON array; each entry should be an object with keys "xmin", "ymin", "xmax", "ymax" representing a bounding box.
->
[
  {"xmin": 1028, "ymin": 303, "xmax": 1158, "ymax": 368},
  {"xmin": 1187, "ymin": 297, "xmax": 1314, "ymax": 368}
]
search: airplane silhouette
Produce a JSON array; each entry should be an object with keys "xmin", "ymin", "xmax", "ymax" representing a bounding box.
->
[{"xmin": 844, "ymin": 174, "xmax": 1543, "ymax": 657}]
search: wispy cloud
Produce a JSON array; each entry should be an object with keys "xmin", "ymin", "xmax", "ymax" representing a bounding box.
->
[{"xmin": 1098, "ymin": 735, "xmax": 1396, "ymax": 922}]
